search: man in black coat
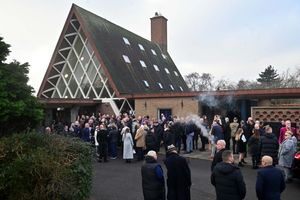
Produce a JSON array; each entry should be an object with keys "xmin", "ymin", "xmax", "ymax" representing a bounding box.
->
[
  {"xmin": 211, "ymin": 150, "xmax": 246, "ymax": 200},
  {"xmin": 141, "ymin": 151, "xmax": 165, "ymax": 200},
  {"xmin": 164, "ymin": 144, "xmax": 191, "ymax": 200},
  {"xmin": 256, "ymin": 155, "xmax": 285, "ymax": 200},
  {"xmin": 96, "ymin": 124, "xmax": 109, "ymax": 162},
  {"xmin": 259, "ymin": 126, "xmax": 279, "ymax": 165},
  {"xmin": 223, "ymin": 117, "xmax": 231, "ymax": 150},
  {"xmin": 211, "ymin": 140, "xmax": 226, "ymax": 171}
]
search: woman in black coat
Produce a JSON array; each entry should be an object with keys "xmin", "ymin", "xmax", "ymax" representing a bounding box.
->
[{"xmin": 248, "ymin": 129, "xmax": 260, "ymax": 169}]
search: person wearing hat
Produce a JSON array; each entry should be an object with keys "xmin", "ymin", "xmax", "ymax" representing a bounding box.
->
[
  {"xmin": 164, "ymin": 144, "xmax": 191, "ymax": 200},
  {"xmin": 141, "ymin": 150, "xmax": 165, "ymax": 200}
]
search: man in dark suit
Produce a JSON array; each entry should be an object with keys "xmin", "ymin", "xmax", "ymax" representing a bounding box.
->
[
  {"xmin": 164, "ymin": 144, "xmax": 191, "ymax": 200},
  {"xmin": 211, "ymin": 140, "xmax": 226, "ymax": 171},
  {"xmin": 256, "ymin": 156, "xmax": 285, "ymax": 200}
]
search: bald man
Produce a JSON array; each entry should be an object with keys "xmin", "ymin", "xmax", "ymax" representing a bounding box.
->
[
  {"xmin": 211, "ymin": 140, "xmax": 226, "ymax": 171},
  {"xmin": 256, "ymin": 156, "xmax": 285, "ymax": 200}
]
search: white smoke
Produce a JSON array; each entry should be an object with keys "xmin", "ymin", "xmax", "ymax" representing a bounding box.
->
[{"xmin": 185, "ymin": 114, "xmax": 209, "ymax": 138}]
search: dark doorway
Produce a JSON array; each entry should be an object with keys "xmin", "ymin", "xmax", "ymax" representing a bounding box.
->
[{"xmin": 159, "ymin": 109, "xmax": 172, "ymax": 121}]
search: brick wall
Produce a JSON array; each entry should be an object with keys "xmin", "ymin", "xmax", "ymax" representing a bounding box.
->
[{"xmin": 135, "ymin": 97, "xmax": 198, "ymax": 119}]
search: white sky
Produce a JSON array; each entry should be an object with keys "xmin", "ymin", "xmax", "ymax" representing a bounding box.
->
[{"xmin": 1, "ymin": 0, "xmax": 300, "ymax": 94}]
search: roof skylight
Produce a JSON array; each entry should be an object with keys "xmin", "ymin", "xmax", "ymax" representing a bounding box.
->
[
  {"xmin": 158, "ymin": 82, "xmax": 163, "ymax": 89},
  {"xmin": 140, "ymin": 60, "xmax": 147, "ymax": 68},
  {"xmin": 174, "ymin": 71, "xmax": 179, "ymax": 76},
  {"xmin": 122, "ymin": 55, "xmax": 131, "ymax": 63},
  {"xmin": 165, "ymin": 68, "xmax": 170, "ymax": 74},
  {"xmin": 170, "ymin": 84, "xmax": 174, "ymax": 91},
  {"xmin": 151, "ymin": 49, "xmax": 157, "ymax": 55},
  {"xmin": 143, "ymin": 80, "xmax": 149, "ymax": 88},
  {"xmin": 123, "ymin": 37, "xmax": 130, "ymax": 45},
  {"xmin": 179, "ymin": 86, "xmax": 183, "ymax": 91},
  {"xmin": 162, "ymin": 54, "xmax": 167, "ymax": 59},
  {"xmin": 138, "ymin": 44, "xmax": 145, "ymax": 51},
  {"xmin": 153, "ymin": 64, "xmax": 160, "ymax": 71}
]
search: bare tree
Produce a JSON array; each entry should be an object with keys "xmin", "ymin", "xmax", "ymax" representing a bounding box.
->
[
  {"xmin": 184, "ymin": 72, "xmax": 214, "ymax": 91},
  {"xmin": 280, "ymin": 67, "xmax": 300, "ymax": 88},
  {"xmin": 214, "ymin": 78, "xmax": 236, "ymax": 90}
]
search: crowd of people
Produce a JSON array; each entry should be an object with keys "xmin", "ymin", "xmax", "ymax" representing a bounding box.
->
[{"xmin": 45, "ymin": 112, "xmax": 298, "ymax": 200}]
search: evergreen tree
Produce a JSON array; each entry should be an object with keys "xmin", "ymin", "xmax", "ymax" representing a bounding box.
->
[
  {"xmin": 0, "ymin": 37, "xmax": 43, "ymax": 136},
  {"xmin": 257, "ymin": 65, "xmax": 281, "ymax": 88}
]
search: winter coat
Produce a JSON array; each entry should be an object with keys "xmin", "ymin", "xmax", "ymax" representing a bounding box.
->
[
  {"xmin": 229, "ymin": 122, "xmax": 239, "ymax": 138},
  {"xmin": 211, "ymin": 162, "xmax": 246, "ymax": 200},
  {"xmin": 278, "ymin": 127, "xmax": 297, "ymax": 144},
  {"xmin": 278, "ymin": 137, "xmax": 296, "ymax": 168},
  {"xmin": 123, "ymin": 132, "xmax": 134, "ymax": 159},
  {"xmin": 135, "ymin": 127, "xmax": 145, "ymax": 148},
  {"xmin": 164, "ymin": 152, "xmax": 191, "ymax": 200},
  {"xmin": 248, "ymin": 136, "xmax": 260, "ymax": 156},
  {"xmin": 256, "ymin": 166, "xmax": 285, "ymax": 200},
  {"xmin": 237, "ymin": 133, "xmax": 247, "ymax": 153},
  {"xmin": 163, "ymin": 129, "xmax": 175, "ymax": 147},
  {"xmin": 211, "ymin": 123, "xmax": 224, "ymax": 142},
  {"xmin": 141, "ymin": 156, "xmax": 165, "ymax": 200},
  {"xmin": 171, "ymin": 122, "xmax": 184, "ymax": 141},
  {"xmin": 211, "ymin": 149, "xmax": 225, "ymax": 171},
  {"xmin": 145, "ymin": 132, "xmax": 157, "ymax": 152},
  {"xmin": 223, "ymin": 122, "xmax": 231, "ymax": 141},
  {"xmin": 82, "ymin": 127, "xmax": 91, "ymax": 142},
  {"xmin": 259, "ymin": 133, "xmax": 279, "ymax": 165},
  {"xmin": 96, "ymin": 129, "xmax": 109, "ymax": 145},
  {"xmin": 108, "ymin": 129, "xmax": 119, "ymax": 144}
]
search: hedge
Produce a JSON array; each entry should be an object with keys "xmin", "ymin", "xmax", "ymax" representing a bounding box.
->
[{"xmin": 0, "ymin": 132, "xmax": 93, "ymax": 200}]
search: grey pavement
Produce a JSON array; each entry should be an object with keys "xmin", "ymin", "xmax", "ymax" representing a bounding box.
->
[{"xmin": 90, "ymin": 147, "xmax": 300, "ymax": 200}]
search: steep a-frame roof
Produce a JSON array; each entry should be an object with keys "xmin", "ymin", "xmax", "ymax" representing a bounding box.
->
[{"xmin": 38, "ymin": 4, "xmax": 189, "ymax": 99}]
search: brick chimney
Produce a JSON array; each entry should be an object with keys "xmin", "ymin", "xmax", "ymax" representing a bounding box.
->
[{"xmin": 151, "ymin": 12, "xmax": 168, "ymax": 53}]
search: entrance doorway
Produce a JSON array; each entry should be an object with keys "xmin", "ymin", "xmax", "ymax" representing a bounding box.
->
[{"xmin": 158, "ymin": 109, "xmax": 172, "ymax": 121}]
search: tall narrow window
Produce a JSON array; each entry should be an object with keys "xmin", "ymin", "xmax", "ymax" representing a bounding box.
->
[
  {"xmin": 122, "ymin": 55, "xmax": 131, "ymax": 63},
  {"xmin": 123, "ymin": 37, "xmax": 130, "ymax": 45}
]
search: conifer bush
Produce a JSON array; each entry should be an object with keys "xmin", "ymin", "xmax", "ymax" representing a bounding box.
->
[{"xmin": 0, "ymin": 132, "xmax": 93, "ymax": 200}]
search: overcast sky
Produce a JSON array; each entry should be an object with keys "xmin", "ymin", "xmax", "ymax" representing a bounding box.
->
[{"xmin": 1, "ymin": 0, "xmax": 300, "ymax": 93}]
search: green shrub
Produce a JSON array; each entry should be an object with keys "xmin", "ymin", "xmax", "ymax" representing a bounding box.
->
[{"xmin": 0, "ymin": 132, "xmax": 93, "ymax": 200}]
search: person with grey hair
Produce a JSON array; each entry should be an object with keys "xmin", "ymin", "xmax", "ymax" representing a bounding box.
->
[
  {"xmin": 211, "ymin": 150, "xmax": 246, "ymax": 200},
  {"xmin": 211, "ymin": 140, "xmax": 226, "ymax": 171},
  {"xmin": 141, "ymin": 150, "xmax": 165, "ymax": 200}
]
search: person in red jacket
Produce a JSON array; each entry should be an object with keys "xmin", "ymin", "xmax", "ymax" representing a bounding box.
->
[{"xmin": 278, "ymin": 120, "xmax": 297, "ymax": 144}]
